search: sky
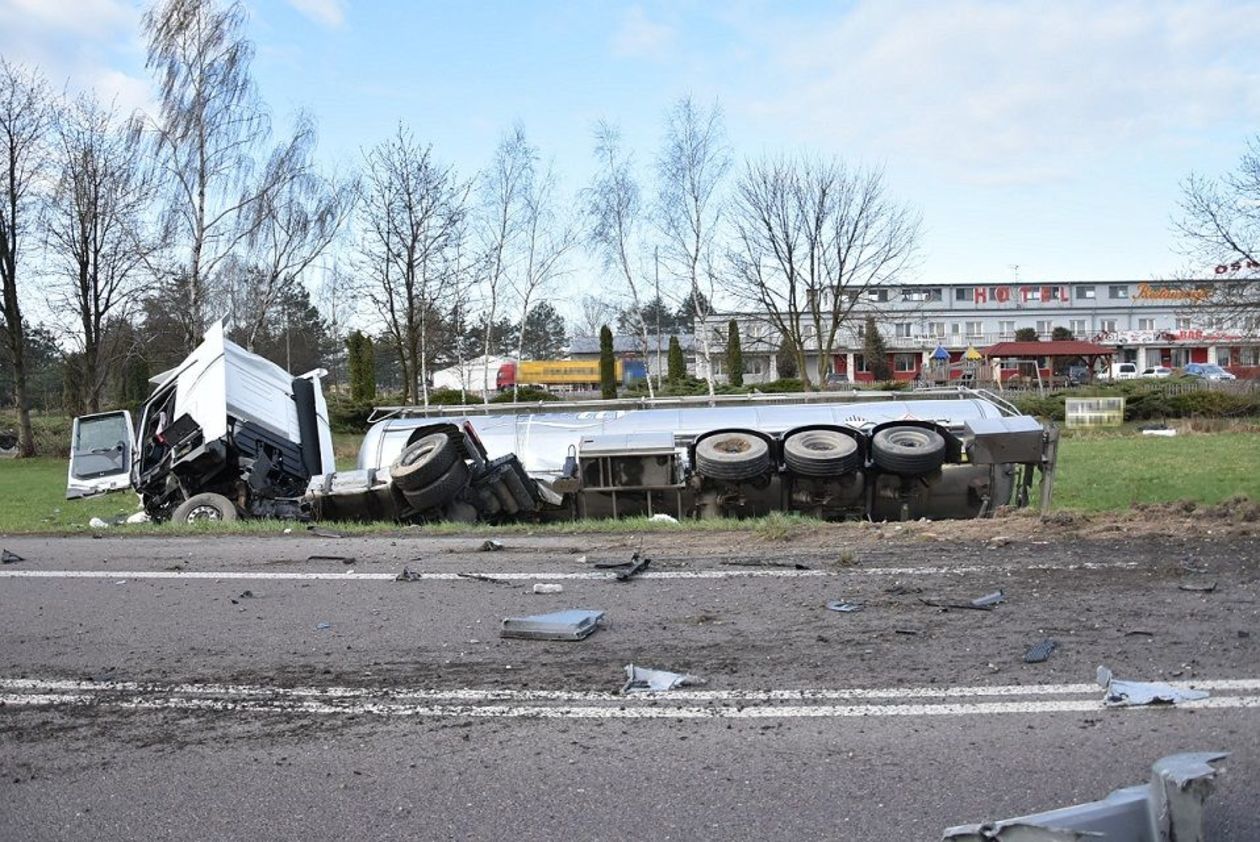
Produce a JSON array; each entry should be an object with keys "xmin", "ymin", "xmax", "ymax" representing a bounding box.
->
[{"xmin": 3, "ymin": 0, "xmax": 1259, "ymax": 319}]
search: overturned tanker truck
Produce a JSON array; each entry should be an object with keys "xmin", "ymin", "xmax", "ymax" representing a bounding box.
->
[{"xmin": 66, "ymin": 325, "xmax": 1059, "ymax": 524}]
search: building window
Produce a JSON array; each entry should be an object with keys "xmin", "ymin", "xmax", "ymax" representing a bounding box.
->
[
  {"xmin": 894, "ymin": 353, "xmax": 918, "ymax": 372},
  {"xmin": 1241, "ymin": 347, "xmax": 1260, "ymax": 365},
  {"xmin": 866, "ymin": 289, "xmax": 889, "ymax": 302},
  {"xmin": 1036, "ymin": 320, "xmax": 1052, "ymax": 336},
  {"xmin": 1100, "ymin": 319, "xmax": 1117, "ymax": 333},
  {"xmin": 855, "ymin": 354, "xmax": 869, "ymax": 372},
  {"xmin": 927, "ymin": 321, "xmax": 945, "ymax": 337},
  {"xmin": 1138, "ymin": 318, "xmax": 1154, "ymax": 331},
  {"xmin": 1025, "ymin": 288, "xmax": 1042, "ymax": 301},
  {"xmin": 901, "ymin": 288, "xmax": 941, "ymax": 302},
  {"xmin": 1109, "ymin": 285, "xmax": 1129, "ymax": 299},
  {"xmin": 955, "ymin": 287, "xmax": 973, "ymax": 302},
  {"xmin": 1075, "ymin": 286, "xmax": 1095, "ymax": 299},
  {"xmin": 999, "ymin": 320, "xmax": 1015, "ymax": 340},
  {"xmin": 895, "ymin": 322, "xmax": 913, "ymax": 338},
  {"xmin": 1070, "ymin": 319, "xmax": 1086, "ymax": 336},
  {"xmin": 1176, "ymin": 318, "xmax": 1192, "ymax": 330},
  {"xmin": 965, "ymin": 321, "xmax": 983, "ymax": 338},
  {"xmin": 951, "ymin": 322, "xmax": 960, "ymax": 335}
]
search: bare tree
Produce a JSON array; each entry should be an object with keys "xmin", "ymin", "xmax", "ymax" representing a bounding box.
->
[
  {"xmin": 657, "ymin": 96, "xmax": 730, "ymax": 395},
  {"xmin": 232, "ymin": 115, "xmax": 354, "ymax": 351},
  {"xmin": 144, "ymin": 0, "xmax": 293, "ymax": 350},
  {"xmin": 583, "ymin": 121, "xmax": 655, "ymax": 399},
  {"xmin": 575, "ymin": 293, "xmax": 617, "ymax": 338},
  {"xmin": 1176, "ymin": 136, "xmax": 1260, "ymax": 325},
  {"xmin": 512, "ymin": 160, "xmax": 576, "ymax": 399},
  {"xmin": 0, "ymin": 59, "xmax": 53, "ymax": 456},
  {"xmin": 46, "ymin": 93, "xmax": 159, "ymax": 413},
  {"xmin": 728, "ymin": 156, "xmax": 920, "ymax": 389},
  {"xmin": 357, "ymin": 125, "xmax": 466, "ymax": 406},
  {"xmin": 473, "ymin": 125, "xmax": 533, "ymax": 400}
]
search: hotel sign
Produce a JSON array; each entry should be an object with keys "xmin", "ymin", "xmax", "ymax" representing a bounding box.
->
[{"xmin": 1133, "ymin": 282, "xmax": 1210, "ymax": 302}]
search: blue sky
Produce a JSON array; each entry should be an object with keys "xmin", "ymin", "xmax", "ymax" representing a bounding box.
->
[{"xmin": 4, "ymin": 0, "xmax": 1260, "ymax": 301}]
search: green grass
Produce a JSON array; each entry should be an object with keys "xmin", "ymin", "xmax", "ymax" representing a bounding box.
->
[{"xmin": 2, "ymin": 431, "xmax": 1257, "ymax": 534}]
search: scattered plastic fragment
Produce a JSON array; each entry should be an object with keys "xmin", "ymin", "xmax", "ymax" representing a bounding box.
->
[
  {"xmin": 648, "ymin": 513, "xmax": 678, "ymax": 523},
  {"xmin": 1023, "ymin": 639, "xmax": 1057, "ymax": 663},
  {"xmin": 1, "ymin": 549, "xmax": 23, "ymax": 564},
  {"xmin": 532, "ymin": 583, "xmax": 564, "ymax": 594},
  {"xmin": 89, "ymin": 517, "xmax": 110, "ymax": 529},
  {"xmin": 1097, "ymin": 664, "xmax": 1209, "ymax": 707},
  {"xmin": 501, "ymin": 609, "xmax": 604, "ymax": 640},
  {"xmin": 575, "ymin": 555, "xmax": 588, "ymax": 564},
  {"xmin": 920, "ymin": 590, "xmax": 1005, "ymax": 611},
  {"xmin": 395, "ymin": 566, "xmax": 422, "ymax": 582},
  {"xmin": 480, "ymin": 539, "xmax": 504, "ymax": 552},
  {"xmin": 315, "ymin": 622, "xmax": 332, "ymax": 630},
  {"xmin": 614, "ymin": 552, "xmax": 651, "ymax": 581},
  {"xmin": 622, "ymin": 664, "xmax": 706, "ymax": 693},
  {"xmin": 1142, "ymin": 428, "xmax": 1177, "ymax": 437},
  {"xmin": 722, "ymin": 559, "xmax": 812, "ymax": 570},
  {"xmin": 1178, "ymin": 581, "xmax": 1217, "ymax": 593},
  {"xmin": 457, "ymin": 571, "xmax": 507, "ymax": 584},
  {"xmin": 306, "ymin": 525, "xmax": 344, "ymax": 538},
  {"xmin": 308, "ymin": 555, "xmax": 356, "ymax": 564},
  {"xmin": 826, "ymin": 600, "xmax": 864, "ymax": 613},
  {"xmin": 239, "ymin": 590, "xmax": 254, "ymax": 599},
  {"xmin": 894, "ymin": 628, "xmax": 920, "ymax": 635},
  {"xmin": 125, "ymin": 511, "xmax": 150, "ymax": 524}
]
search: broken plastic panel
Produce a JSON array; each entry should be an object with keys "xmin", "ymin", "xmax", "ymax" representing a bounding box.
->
[
  {"xmin": 943, "ymin": 751, "xmax": 1228, "ymax": 842},
  {"xmin": 500, "ymin": 609, "xmax": 605, "ymax": 641},
  {"xmin": 1096, "ymin": 665, "xmax": 1210, "ymax": 707},
  {"xmin": 622, "ymin": 664, "xmax": 706, "ymax": 694}
]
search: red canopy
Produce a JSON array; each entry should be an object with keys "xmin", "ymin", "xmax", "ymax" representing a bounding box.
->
[{"xmin": 982, "ymin": 340, "xmax": 1114, "ymax": 359}]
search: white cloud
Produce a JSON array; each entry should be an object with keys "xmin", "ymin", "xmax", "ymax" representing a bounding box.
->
[
  {"xmin": 0, "ymin": 0, "xmax": 133, "ymax": 38},
  {"xmin": 286, "ymin": 0, "xmax": 345, "ymax": 28},
  {"xmin": 612, "ymin": 5, "xmax": 675, "ymax": 59},
  {"xmin": 736, "ymin": 0, "xmax": 1260, "ymax": 186}
]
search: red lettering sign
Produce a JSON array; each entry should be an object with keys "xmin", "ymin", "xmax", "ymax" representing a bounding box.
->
[
  {"xmin": 974, "ymin": 286, "xmax": 987, "ymax": 304},
  {"xmin": 995, "ymin": 286, "xmax": 1011, "ymax": 303}
]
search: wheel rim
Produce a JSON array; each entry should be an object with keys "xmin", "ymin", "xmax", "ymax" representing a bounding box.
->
[{"xmin": 185, "ymin": 504, "xmax": 222, "ymax": 521}]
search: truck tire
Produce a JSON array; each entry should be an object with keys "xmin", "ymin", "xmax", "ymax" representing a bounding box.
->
[
  {"xmin": 391, "ymin": 433, "xmax": 459, "ymax": 492},
  {"xmin": 871, "ymin": 426, "xmax": 946, "ymax": 476},
  {"xmin": 695, "ymin": 431, "xmax": 770, "ymax": 481},
  {"xmin": 171, "ymin": 492, "xmax": 239, "ymax": 523},
  {"xmin": 401, "ymin": 459, "xmax": 471, "ymax": 512},
  {"xmin": 783, "ymin": 430, "xmax": 860, "ymax": 477}
]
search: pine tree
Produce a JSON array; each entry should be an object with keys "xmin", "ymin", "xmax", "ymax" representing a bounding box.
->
[
  {"xmin": 599, "ymin": 325, "xmax": 617, "ymax": 398},
  {"xmin": 726, "ymin": 320, "xmax": 743, "ymax": 387},
  {"xmin": 348, "ymin": 331, "xmax": 377, "ymax": 403},
  {"xmin": 863, "ymin": 317, "xmax": 892, "ymax": 381},
  {"xmin": 667, "ymin": 335, "xmax": 685, "ymax": 385}
]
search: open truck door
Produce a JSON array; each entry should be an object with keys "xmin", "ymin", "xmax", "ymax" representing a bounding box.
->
[{"xmin": 66, "ymin": 411, "xmax": 135, "ymax": 499}]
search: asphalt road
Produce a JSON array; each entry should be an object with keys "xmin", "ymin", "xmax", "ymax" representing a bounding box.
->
[{"xmin": 1, "ymin": 529, "xmax": 1257, "ymax": 841}]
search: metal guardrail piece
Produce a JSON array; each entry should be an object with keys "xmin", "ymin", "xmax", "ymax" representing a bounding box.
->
[
  {"xmin": 367, "ymin": 387, "xmax": 1012, "ymax": 422},
  {"xmin": 942, "ymin": 751, "xmax": 1228, "ymax": 842}
]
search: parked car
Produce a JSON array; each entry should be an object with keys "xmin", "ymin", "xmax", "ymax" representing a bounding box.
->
[
  {"xmin": 1182, "ymin": 363, "xmax": 1237, "ymax": 381},
  {"xmin": 1140, "ymin": 366, "xmax": 1173, "ymax": 378},
  {"xmin": 1098, "ymin": 362, "xmax": 1138, "ymax": 381}
]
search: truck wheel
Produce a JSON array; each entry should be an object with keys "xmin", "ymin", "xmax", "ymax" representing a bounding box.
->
[
  {"xmin": 783, "ymin": 430, "xmax": 860, "ymax": 478},
  {"xmin": 171, "ymin": 492, "xmax": 239, "ymax": 523},
  {"xmin": 871, "ymin": 426, "xmax": 946, "ymax": 476},
  {"xmin": 695, "ymin": 431, "xmax": 770, "ymax": 481},
  {"xmin": 392, "ymin": 433, "xmax": 459, "ymax": 492},
  {"xmin": 401, "ymin": 459, "xmax": 471, "ymax": 512}
]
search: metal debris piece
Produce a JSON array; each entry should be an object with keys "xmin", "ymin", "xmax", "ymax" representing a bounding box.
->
[
  {"xmin": 1, "ymin": 549, "xmax": 23, "ymax": 564},
  {"xmin": 943, "ymin": 751, "xmax": 1228, "ymax": 842},
  {"xmin": 500, "ymin": 609, "xmax": 604, "ymax": 641},
  {"xmin": 1023, "ymin": 639, "xmax": 1057, "ymax": 664},
  {"xmin": 1096, "ymin": 665, "xmax": 1209, "ymax": 707},
  {"xmin": 721, "ymin": 558, "xmax": 810, "ymax": 569},
  {"xmin": 306, "ymin": 525, "xmax": 344, "ymax": 538},
  {"xmin": 1178, "ymin": 581, "xmax": 1217, "ymax": 593},
  {"xmin": 308, "ymin": 555, "xmax": 356, "ymax": 565},
  {"xmin": 480, "ymin": 539, "xmax": 504, "ymax": 552},
  {"xmin": 532, "ymin": 583, "xmax": 564, "ymax": 594},
  {"xmin": 614, "ymin": 552, "xmax": 651, "ymax": 581},
  {"xmin": 457, "ymin": 572, "xmax": 507, "ymax": 584},
  {"xmin": 826, "ymin": 600, "xmax": 864, "ymax": 613},
  {"xmin": 920, "ymin": 590, "xmax": 1005, "ymax": 611},
  {"xmin": 622, "ymin": 664, "xmax": 706, "ymax": 694},
  {"xmin": 395, "ymin": 566, "xmax": 422, "ymax": 582}
]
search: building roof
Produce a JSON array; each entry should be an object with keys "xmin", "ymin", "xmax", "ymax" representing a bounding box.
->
[
  {"xmin": 982, "ymin": 340, "xmax": 1114, "ymax": 358},
  {"xmin": 568, "ymin": 334, "xmax": 696, "ymax": 355}
]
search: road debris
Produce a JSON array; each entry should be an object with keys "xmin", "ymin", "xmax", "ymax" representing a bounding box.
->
[
  {"xmin": 648, "ymin": 513, "xmax": 678, "ymax": 523},
  {"xmin": 920, "ymin": 590, "xmax": 1005, "ymax": 611},
  {"xmin": 614, "ymin": 551, "xmax": 651, "ymax": 581},
  {"xmin": 1096, "ymin": 665, "xmax": 1209, "ymax": 706},
  {"xmin": 306, "ymin": 525, "xmax": 344, "ymax": 538},
  {"xmin": 89, "ymin": 517, "xmax": 110, "ymax": 529},
  {"xmin": 622, "ymin": 664, "xmax": 705, "ymax": 693},
  {"xmin": 315, "ymin": 622, "xmax": 332, "ymax": 630},
  {"xmin": 395, "ymin": 566, "xmax": 422, "ymax": 582},
  {"xmin": 574, "ymin": 555, "xmax": 588, "ymax": 564},
  {"xmin": 826, "ymin": 600, "xmax": 864, "ymax": 613},
  {"xmin": 721, "ymin": 559, "xmax": 812, "ymax": 570},
  {"xmin": 308, "ymin": 555, "xmax": 356, "ymax": 565},
  {"xmin": 1141, "ymin": 427, "xmax": 1178, "ymax": 437},
  {"xmin": 480, "ymin": 539, "xmax": 504, "ymax": 552},
  {"xmin": 1178, "ymin": 581, "xmax": 1218, "ymax": 593},
  {"xmin": 457, "ymin": 572, "xmax": 508, "ymax": 584},
  {"xmin": 1, "ymin": 549, "xmax": 23, "ymax": 564},
  {"xmin": 986, "ymin": 536, "xmax": 1011, "ymax": 549},
  {"xmin": 500, "ymin": 609, "xmax": 604, "ymax": 641},
  {"xmin": 1023, "ymin": 638, "xmax": 1057, "ymax": 663},
  {"xmin": 532, "ymin": 583, "xmax": 564, "ymax": 594},
  {"xmin": 894, "ymin": 628, "xmax": 920, "ymax": 635},
  {"xmin": 944, "ymin": 751, "xmax": 1227, "ymax": 842},
  {"xmin": 1124, "ymin": 629, "xmax": 1155, "ymax": 637}
]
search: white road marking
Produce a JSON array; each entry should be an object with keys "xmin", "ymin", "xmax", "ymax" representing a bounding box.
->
[{"xmin": 0, "ymin": 559, "xmax": 1139, "ymax": 583}]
